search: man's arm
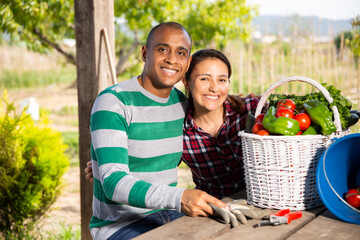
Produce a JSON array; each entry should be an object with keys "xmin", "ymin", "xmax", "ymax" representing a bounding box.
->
[{"xmin": 91, "ymin": 91, "xmax": 228, "ymax": 216}]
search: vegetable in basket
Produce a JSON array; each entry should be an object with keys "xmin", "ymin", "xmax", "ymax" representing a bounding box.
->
[
  {"xmin": 245, "ymin": 113, "xmax": 256, "ymax": 133},
  {"xmin": 302, "ymin": 124, "xmax": 320, "ymax": 135},
  {"xmin": 268, "ymin": 83, "xmax": 359, "ymax": 129},
  {"xmin": 351, "ymin": 109, "xmax": 360, "ymax": 118},
  {"xmin": 263, "ymin": 106, "xmax": 300, "ymax": 136},
  {"xmin": 303, "ymin": 100, "xmax": 336, "ymax": 135},
  {"xmin": 294, "ymin": 113, "xmax": 311, "ymax": 131},
  {"xmin": 345, "ymin": 111, "xmax": 359, "ymax": 129}
]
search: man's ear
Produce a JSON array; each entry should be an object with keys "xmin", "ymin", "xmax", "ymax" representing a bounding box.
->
[
  {"xmin": 186, "ymin": 55, "xmax": 192, "ymax": 71},
  {"xmin": 141, "ymin": 45, "xmax": 147, "ymax": 62},
  {"xmin": 182, "ymin": 77, "xmax": 190, "ymax": 92}
]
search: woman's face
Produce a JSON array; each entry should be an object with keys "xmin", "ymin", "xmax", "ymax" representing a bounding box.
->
[{"xmin": 185, "ymin": 58, "xmax": 230, "ymax": 113}]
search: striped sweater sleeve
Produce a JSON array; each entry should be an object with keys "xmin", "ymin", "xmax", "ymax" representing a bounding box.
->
[{"xmin": 90, "ymin": 88, "xmax": 185, "ymax": 212}]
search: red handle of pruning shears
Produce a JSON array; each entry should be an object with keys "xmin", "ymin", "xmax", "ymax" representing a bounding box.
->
[
  {"xmin": 284, "ymin": 211, "xmax": 302, "ymax": 223},
  {"xmin": 257, "ymin": 209, "xmax": 303, "ymax": 227},
  {"xmin": 270, "ymin": 209, "xmax": 302, "ymax": 223},
  {"xmin": 270, "ymin": 209, "xmax": 290, "ymax": 216}
]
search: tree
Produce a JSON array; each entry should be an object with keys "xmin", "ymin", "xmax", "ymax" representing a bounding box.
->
[
  {"xmin": 114, "ymin": 0, "xmax": 257, "ymax": 77},
  {"xmin": 0, "ymin": 0, "xmax": 75, "ymax": 64},
  {"xmin": 350, "ymin": 15, "xmax": 360, "ymax": 59},
  {"xmin": 334, "ymin": 30, "xmax": 353, "ymax": 50},
  {"xmin": 1, "ymin": 0, "xmax": 257, "ymax": 77}
]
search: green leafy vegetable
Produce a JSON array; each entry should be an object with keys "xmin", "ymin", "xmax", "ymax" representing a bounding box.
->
[{"xmin": 268, "ymin": 83, "xmax": 352, "ymax": 129}]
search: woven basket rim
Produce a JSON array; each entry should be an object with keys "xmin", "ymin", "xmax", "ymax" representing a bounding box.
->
[
  {"xmin": 239, "ymin": 130, "xmax": 349, "ymax": 140},
  {"xmin": 239, "ymin": 130, "xmax": 328, "ymax": 140}
]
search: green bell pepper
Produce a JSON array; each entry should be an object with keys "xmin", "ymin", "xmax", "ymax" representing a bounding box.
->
[
  {"xmin": 303, "ymin": 100, "xmax": 336, "ymax": 135},
  {"xmin": 263, "ymin": 106, "xmax": 300, "ymax": 136},
  {"xmin": 302, "ymin": 124, "xmax": 321, "ymax": 135}
]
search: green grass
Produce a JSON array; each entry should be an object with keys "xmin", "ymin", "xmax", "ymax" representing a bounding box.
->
[
  {"xmin": 61, "ymin": 131, "xmax": 79, "ymax": 166},
  {"xmin": 0, "ymin": 68, "xmax": 76, "ymax": 89},
  {"xmin": 1, "ymin": 223, "xmax": 81, "ymax": 240},
  {"xmin": 57, "ymin": 105, "xmax": 78, "ymax": 115},
  {"xmin": 53, "ymin": 117, "xmax": 79, "ymax": 127}
]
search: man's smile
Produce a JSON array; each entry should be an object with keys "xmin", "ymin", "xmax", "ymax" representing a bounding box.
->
[{"xmin": 161, "ymin": 67, "xmax": 179, "ymax": 75}]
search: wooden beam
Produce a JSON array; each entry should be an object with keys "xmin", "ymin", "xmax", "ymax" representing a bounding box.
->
[{"xmin": 74, "ymin": 1, "xmax": 115, "ymax": 239}]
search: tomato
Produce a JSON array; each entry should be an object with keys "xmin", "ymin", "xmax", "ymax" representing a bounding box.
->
[
  {"xmin": 345, "ymin": 189, "xmax": 360, "ymax": 208},
  {"xmin": 277, "ymin": 99, "xmax": 296, "ymax": 112},
  {"xmin": 255, "ymin": 114, "xmax": 265, "ymax": 123},
  {"xmin": 257, "ymin": 130, "xmax": 269, "ymax": 136},
  {"xmin": 252, "ymin": 122, "xmax": 265, "ymax": 134},
  {"xmin": 275, "ymin": 108, "xmax": 294, "ymax": 119},
  {"xmin": 294, "ymin": 113, "xmax": 311, "ymax": 130},
  {"xmin": 296, "ymin": 131, "xmax": 303, "ymax": 135}
]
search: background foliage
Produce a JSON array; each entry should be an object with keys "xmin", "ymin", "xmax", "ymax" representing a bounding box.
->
[
  {"xmin": 0, "ymin": 0, "xmax": 257, "ymax": 78},
  {"xmin": 350, "ymin": 16, "xmax": 360, "ymax": 59},
  {"xmin": 0, "ymin": 91, "xmax": 69, "ymax": 238},
  {"xmin": 0, "ymin": 0, "xmax": 75, "ymax": 62}
]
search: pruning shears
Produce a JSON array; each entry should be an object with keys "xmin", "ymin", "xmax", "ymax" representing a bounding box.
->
[{"xmin": 257, "ymin": 209, "xmax": 302, "ymax": 227}]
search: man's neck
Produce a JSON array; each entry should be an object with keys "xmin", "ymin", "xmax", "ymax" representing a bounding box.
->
[{"xmin": 137, "ymin": 75, "xmax": 172, "ymax": 98}]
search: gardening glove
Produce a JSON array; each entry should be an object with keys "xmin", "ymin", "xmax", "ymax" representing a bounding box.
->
[
  {"xmin": 227, "ymin": 199, "xmax": 271, "ymax": 220},
  {"xmin": 209, "ymin": 203, "xmax": 240, "ymax": 228}
]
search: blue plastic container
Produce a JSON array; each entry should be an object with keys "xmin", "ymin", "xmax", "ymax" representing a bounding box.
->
[{"xmin": 316, "ymin": 133, "xmax": 360, "ymax": 224}]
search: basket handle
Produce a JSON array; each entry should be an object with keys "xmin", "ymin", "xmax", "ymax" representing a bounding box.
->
[{"xmin": 254, "ymin": 76, "xmax": 342, "ymax": 132}]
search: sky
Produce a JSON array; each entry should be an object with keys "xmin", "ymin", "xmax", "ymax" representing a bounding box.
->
[{"xmin": 247, "ymin": 0, "xmax": 360, "ymax": 20}]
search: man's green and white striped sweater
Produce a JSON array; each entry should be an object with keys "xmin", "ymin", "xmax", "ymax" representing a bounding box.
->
[{"xmin": 89, "ymin": 76, "xmax": 187, "ymax": 239}]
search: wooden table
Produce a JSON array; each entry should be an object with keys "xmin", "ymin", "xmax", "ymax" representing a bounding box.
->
[{"xmin": 134, "ymin": 190, "xmax": 360, "ymax": 240}]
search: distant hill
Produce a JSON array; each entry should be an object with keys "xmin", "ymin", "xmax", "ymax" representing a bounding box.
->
[{"xmin": 252, "ymin": 15, "xmax": 353, "ymax": 37}]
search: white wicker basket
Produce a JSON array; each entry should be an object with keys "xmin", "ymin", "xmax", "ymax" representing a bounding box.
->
[{"xmin": 239, "ymin": 76, "xmax": 349, "ymax": 210}]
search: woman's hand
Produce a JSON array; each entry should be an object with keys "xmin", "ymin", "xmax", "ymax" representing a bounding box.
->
[
  {"xmin": 181, "ymin": 189, "xmax": 229, "ymax": 217},
  {"xmin": 84, "ymin": 161, "xmax": 93, "ymax": 183}
]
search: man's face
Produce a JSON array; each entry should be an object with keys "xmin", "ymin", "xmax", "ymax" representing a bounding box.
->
[{"xmin": 141, "ymin": 26, "xmax": 192, "ymax": 97}]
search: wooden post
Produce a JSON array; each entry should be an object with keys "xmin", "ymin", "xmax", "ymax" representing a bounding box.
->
[{"xmin": 74, "ymin": 0, "xmax": 115, "ymax": 239}]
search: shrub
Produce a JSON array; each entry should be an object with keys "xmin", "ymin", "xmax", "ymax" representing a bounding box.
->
[{"xmin": 0, "ymin": 91, "xmax": 69, "ymax": 238}]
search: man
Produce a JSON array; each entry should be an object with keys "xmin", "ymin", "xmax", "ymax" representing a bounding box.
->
[{"xmin": 89, "ymin": 22, "xmax": 228, "ymax": 240}]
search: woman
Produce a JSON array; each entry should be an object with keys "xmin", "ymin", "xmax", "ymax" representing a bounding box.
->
[
  {"xmin": 181, "ymin": 49, "xmax": 258, "ymax": 199},
  {"xmin": 85, "ymin": 49, "xmax": 258, "ymax": 200}
]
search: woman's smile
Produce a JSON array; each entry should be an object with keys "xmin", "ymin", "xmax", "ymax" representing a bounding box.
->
[{"xmin": 204, "ymin": 95, "xmax": 220, "ymax": 100}]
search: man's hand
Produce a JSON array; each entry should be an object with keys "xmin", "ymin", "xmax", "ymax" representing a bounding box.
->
[
  {"xmin": 181, "ymin": 189, "xmax": 229, "ymax": 217},
  {"xmin": 245, "ymin": 93, "xmax": 268, "ymax": 110},
  {"xmin": 84, "ymin": 161, "xmax": 93, "ymax": 183},
  {"xmin": 246, "ymin": 92, "xmax": 263, "ymax": 100}
]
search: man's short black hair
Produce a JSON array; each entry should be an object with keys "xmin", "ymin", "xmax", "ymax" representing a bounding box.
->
[{"xmin": 146, "ymin": 22, "xmax": 192, "ymax": 49}]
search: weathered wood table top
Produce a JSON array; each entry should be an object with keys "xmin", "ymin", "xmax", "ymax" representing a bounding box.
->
[{"xmin": 134, "ymin": 190, "xmax": 360, "ymax": 240}]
